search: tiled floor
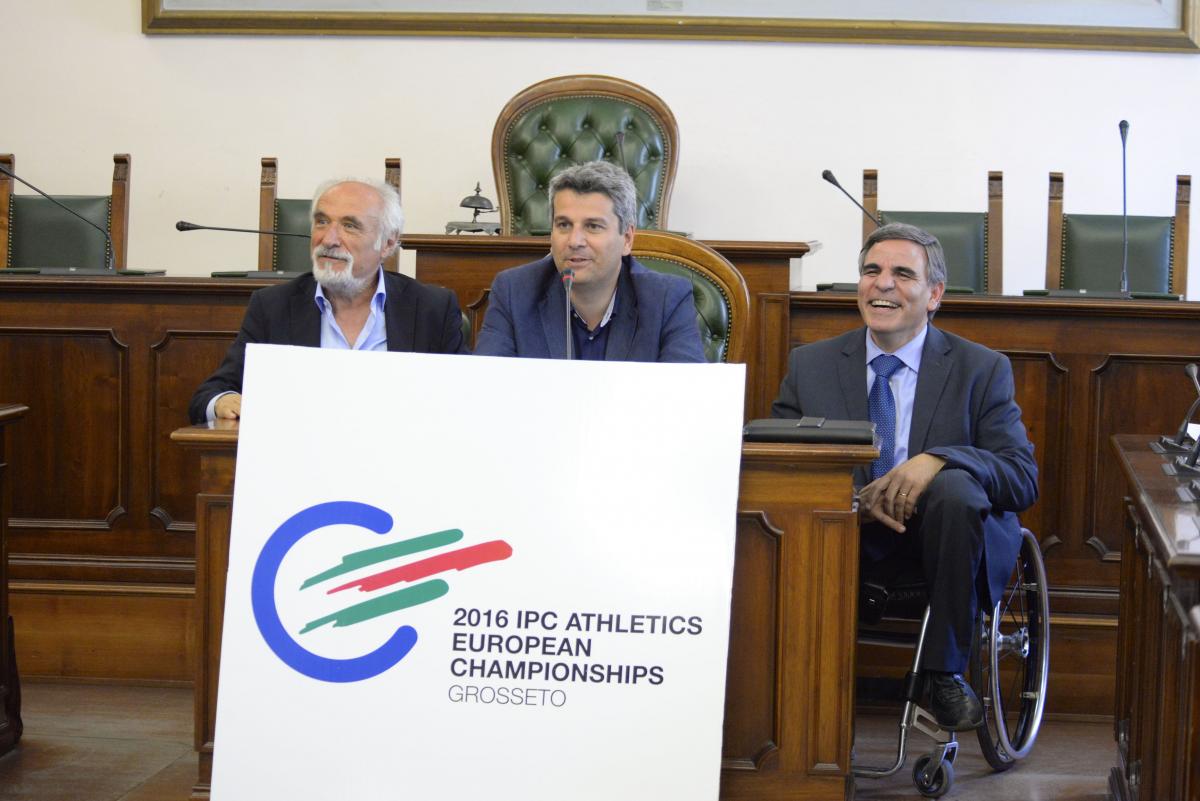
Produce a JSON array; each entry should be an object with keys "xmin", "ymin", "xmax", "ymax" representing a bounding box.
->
[{"xmin": 0, "ymin": 681, "xmax": 1113, "ymax": 800}]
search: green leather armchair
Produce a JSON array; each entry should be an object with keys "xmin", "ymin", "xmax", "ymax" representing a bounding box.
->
[
  {"xmin": 257, "ymin": 157, "xmax": 403, "ymax": 273},
  {"xmin": 491, "ymin": 75, "xmax": 679, "ymax": 236},
  {"xmin": 0, "ymin": 153, "xmax": 130, "ymax": 270},
  {"xmin": 864, "ymin": 169, "xmax": 1003, "ymax": 294},
  {"xmin": 1046, "ymin": 172, "xmax": 1190, "ymax": 297},
  {"xmin": 632, "ymin": 230, "xmax": 749, "ymax": 364}
]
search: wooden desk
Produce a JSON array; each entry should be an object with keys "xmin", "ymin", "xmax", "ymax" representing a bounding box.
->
[
  {"xmin": 172, "ymin": 422, "xmax": 873, "ymax": 801},
  {"xmin": 0, "ymin": 403, "xmax": 28, "ymax": 757},
  {"xmin": 1110, "ymin": 435, "xmax": 1200, "ymax": 801},
  {"xmin": 405, "ymin": 233, "xmax": 805, "ymax": 420}
]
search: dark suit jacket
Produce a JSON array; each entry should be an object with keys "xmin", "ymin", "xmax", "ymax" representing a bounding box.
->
[
  {"xmin": 473, "ymin": 254, "xmax": 705, "ymax": 363},
  {"xmin": 188, "ymin": 271, "xmax": 466, "ymax": 423},
  {"xmin": 771, "ymin": 324, "xmax": 1038, "ymax": 607}
]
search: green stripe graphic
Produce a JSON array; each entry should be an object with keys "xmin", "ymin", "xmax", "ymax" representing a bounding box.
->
[
  {"xmin": 299, "ymin": 529, "xmax": 463, "ymax": 589},
  {"xmin": 299, "ymin": 579, "xmax": 449, "ymax": 634}
]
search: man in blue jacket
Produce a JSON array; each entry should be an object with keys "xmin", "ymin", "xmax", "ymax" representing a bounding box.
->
[
  {"xmin": 473, "ymin": 161, "xmax": 704, "ymax": 363},
  {"xmin": 771, "ymin": 223, "xmax": 1038, "ymax": 732}
]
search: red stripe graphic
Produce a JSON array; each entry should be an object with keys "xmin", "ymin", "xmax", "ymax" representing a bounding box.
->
[{"xmin": 328, "ymin": 540, "xmax": 512, "ymax": 594}]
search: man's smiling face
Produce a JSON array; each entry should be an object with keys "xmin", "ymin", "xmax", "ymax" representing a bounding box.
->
[{"xmin": 856, "ymin": 238, "xmax": 945, "ymax": 352}]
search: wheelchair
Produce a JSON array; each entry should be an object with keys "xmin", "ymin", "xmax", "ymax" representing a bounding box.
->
[{"xmin": 852, "ymin": 527, "xmax": 1050, "ymax": 798}]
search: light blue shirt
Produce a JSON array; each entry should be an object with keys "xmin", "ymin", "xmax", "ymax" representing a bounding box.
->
[
  {"xmin": 314, "ymin": 267, "xmax": 388, "ymax": 351},
  {"xmin": 205, "ymin": 268, "xmax": 388, "ymax": 421},
  {"xmin": 865, "ymin": 325, "xmax": 928, "ymax": 467}
]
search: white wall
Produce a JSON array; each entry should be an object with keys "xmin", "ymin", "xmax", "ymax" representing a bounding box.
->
[{"xmin": 9, "ymin": 2, "xmax": 1200, "ymax": 296}]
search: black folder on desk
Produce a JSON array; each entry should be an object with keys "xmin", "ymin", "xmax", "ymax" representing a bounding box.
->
[{"xmin": 743, "ymin": 417, "xmax": 875, "ymax": 445}]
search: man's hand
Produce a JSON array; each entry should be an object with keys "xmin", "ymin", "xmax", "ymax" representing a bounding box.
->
[
  {"xmin": 214, "ymin": 393, "xmax": 242, "ymax": 420},
  {"xmin": 858, "ymin": 453, "xmax": 947, "ymax": 533}
]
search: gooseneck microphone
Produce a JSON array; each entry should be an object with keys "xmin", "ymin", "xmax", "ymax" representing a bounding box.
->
[
  {"xmin": 1119, "ymin": 120, "xmax": 1131, "ymax": 298},
  {"xmin": 822, "ymin": 169, "xmax": 882, "ymax": 228},
  {"xmin": 561, "ymin": 268, "xmax": 575, "ymax": 361},
  {"xmin": 1161, "ymin": 363, "xmax": 1200, "ymax": 452},
  {"xmin": 0, "ymin": 162, "xmax": 114, "ymax": 271},
  {"xmin": 175, "ymin": 220, "xmax": 309, "ymax": 238}
]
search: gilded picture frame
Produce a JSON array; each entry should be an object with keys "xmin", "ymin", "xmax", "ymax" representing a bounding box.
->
[{"xmin": 142, "ymin": 0, "xmax": 1200, "ymax": 52}]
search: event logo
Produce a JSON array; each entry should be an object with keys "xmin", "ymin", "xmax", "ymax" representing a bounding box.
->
[{"xmin": 251, "ymin": 501, "xmax": 511, "ymax": 683}]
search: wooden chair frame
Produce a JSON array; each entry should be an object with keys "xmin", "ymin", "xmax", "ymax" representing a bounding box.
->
[
  {"xmin": 1046, "ymin": 171, "xmax": 1190, "ymax": 296},
  {"xmin": 257, "ymin": 157, "xmax": 403, "ymax": 273},
  {"xmin": 632, "ymin": 229, "xmax": 750, "ymax": 364},
  {"xmin": 863, "ymin": 168, "xmax": 1003, "ymax": 293},
  {"xmin": 0, "ymin": 153, "xmax": 130, "ymax": 270},
  {"xmin": 491, "ymin": 74, "xmax": 679, "ymax": 236}
]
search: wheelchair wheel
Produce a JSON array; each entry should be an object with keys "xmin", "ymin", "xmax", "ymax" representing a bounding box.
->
[
  {"xmin": 970, "ymin": 527, "xmax": 1050, "ymax": 769},
  {"xmin": 912, "ymin": 754, "xmax": 954, "ymax": 798}
]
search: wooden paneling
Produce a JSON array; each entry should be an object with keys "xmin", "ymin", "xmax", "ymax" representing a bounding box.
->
[
  {"xmin": 723, "ymin": 511, "xmax": 781, "ymax": 770},
  {"xmin": 0, "ymin": 405, "xmax": 28, "ymax": 756},
  {"xmin": 9, "ymin": 583, "xmax": 193, "ymax": 683},
  {"xmin": 0, "ymin": 329, "xmax": 126, "ymax": 528},
  {"xmin": 0, "ymin": 278, "xmax": 254, "ymax": 681},
  {"xmin": 0, "ymin": 272, "xmax": 1197, "ymax": 729}
]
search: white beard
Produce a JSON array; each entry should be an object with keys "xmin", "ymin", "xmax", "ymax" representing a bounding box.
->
[{"xmin": 311, "ymin": 246, "xmax": 373, "ymax": 299}]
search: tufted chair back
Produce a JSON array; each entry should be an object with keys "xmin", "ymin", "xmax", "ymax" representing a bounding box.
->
[
  {"xmin": 258, "ymin": 157, "xmax": 403, "ymax": 273},
  {"xmin": 0, "ymin": 153, "xmax": 130, "ymax": 270},
  {"xmin": 864, "ymin": 169, "xmax": 1003, "ymax": 294},
  {"xmin": 631, "ymin": 230, "xmax": 748, "ymax": 364},
  {"xmin": 1046, "ymin": 172, "xmax": 1190, "ymax": 297},
  {"xmin": 492, "ymin": 75, "xmax": 679, "ymax": 236}
]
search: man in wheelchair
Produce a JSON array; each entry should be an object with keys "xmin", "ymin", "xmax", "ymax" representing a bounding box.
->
[{"xmin": 771, "ymin": 223, "xmax": 1038, "ymax": 732}]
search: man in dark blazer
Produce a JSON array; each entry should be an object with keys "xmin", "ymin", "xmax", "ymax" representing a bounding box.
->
[
  {"xmin": 189, "ymin": 178, "xmax": 465, "ymax": 424},
  {"xmin": 771, "ymin": 223, "xmax": 1037, "ymax": 731},
  {"xmin": 473, "ymin": 161, "xmax": 704, "ymax": 363}
]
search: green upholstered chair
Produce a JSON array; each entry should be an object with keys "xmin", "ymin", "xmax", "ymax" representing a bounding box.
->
[
  {"xmin": 0, "ymin": 153, "xmax": 130, "ymax": 270},
  {"xmin": 491, "ymin": 75, "xmax": 678, "ymax": 236},
  {"xmin": 863, "ymin": 169, "xmax": 1003, "ymax": 294},
  {"xmin": 257, "ymin": 157, "xmax": 403, "ymax": 273},
  {"xmin": 1046, "ymin": 172, "xmax": 1190, "ymax": 297},
  {"xmin": 631, "ymin": 230, "xmax": 749, "ymax": 364}
]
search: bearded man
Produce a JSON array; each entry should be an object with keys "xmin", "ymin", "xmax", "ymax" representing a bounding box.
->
[{"xmin": 189, "ymin": 178, "xmax": 465, "ymax": 424}]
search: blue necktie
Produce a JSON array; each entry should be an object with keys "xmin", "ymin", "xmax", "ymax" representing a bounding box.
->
[{"xmin": 869, "ymin": 354, "xmax": 905, "ymax": 481}]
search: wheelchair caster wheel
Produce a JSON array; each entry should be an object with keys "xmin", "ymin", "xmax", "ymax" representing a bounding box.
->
[{"xmin": 912, "ymin": 755, "xmax": 954, "ymax": 798}]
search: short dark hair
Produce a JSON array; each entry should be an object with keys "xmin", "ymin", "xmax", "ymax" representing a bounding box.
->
[
  {"xmin": 858, "ymin": 222, "xmax": 947, "ymax": 287},
  {"xmin": 548, "ymin": 161, "xmax": 637, "ymax": 233}
]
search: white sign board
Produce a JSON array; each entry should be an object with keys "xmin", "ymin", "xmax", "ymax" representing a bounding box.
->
[{"xmin": 212, "ymin": 345, "xmax": 745, "ymax": 801}]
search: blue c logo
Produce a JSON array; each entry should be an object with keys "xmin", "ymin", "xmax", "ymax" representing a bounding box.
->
[{"xmin": 251, "ymin": 501, "xmax": 419, "ymax": 683}]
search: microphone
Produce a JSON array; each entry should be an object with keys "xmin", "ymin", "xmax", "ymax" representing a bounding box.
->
[
  {"xmin": 1159, "ymin": 363, "xmax": 1200, "ymax": 452},
  {"xmin": 0, "ymin": 162, "xmax": 114, "ymax": 271},
  {"xmin": 822, "ymin": 169, "xmax": 882, "ymax": 227},
  {"xmin": 1119, "ymin": 120, "xmax": 1130, "ymax": 298},
  {"xmin": 175, "ymin": 220, "xmax": 308, "ymax": 238},
  {"xmin": 561, "ymin": 268, "xmax": 575, "ymax": 361}
]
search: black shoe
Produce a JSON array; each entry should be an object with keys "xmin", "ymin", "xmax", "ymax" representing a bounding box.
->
[{"xmin": 926, "ymin": 671, "xmax": 984, "ymax": 731}]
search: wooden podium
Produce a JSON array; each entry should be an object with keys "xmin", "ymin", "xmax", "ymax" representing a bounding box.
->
[
  {"xmin": 173, "ymin": 423, "xmax": 872, "ymax": 801},
  {"xmin": 0, "ymin": 403, "xmax": 28, "ymax": 757}
]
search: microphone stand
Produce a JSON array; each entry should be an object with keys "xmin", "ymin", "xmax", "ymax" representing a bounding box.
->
[
  {"xmin": 1119, "ymin": 120, "xmax": 1131, "ymax": 299},
  {"xmin": 562, "ymin": 269, "xmax": 575, "ymax": 361},
  {"xmin": 1158, "ymin": 363, "xmax": 1200, "ymax": 453},
  {"xmin": 176, "ymin": 221, "xmax": 309, "ymax": 238},
  {"xmin": 822, "ymin": 169, "xmax": 882, "ymax": 227}
]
